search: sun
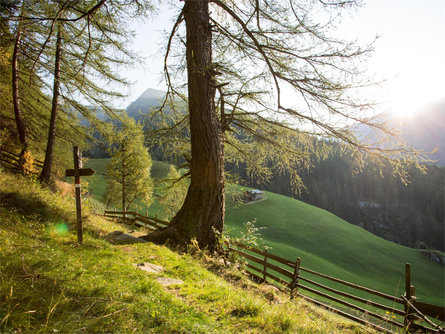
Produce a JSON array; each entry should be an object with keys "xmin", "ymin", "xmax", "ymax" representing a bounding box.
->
[
  {"xmin": 389, "ymin": 106, "xmax": 420, "ymax": 119},
  {"xmin": 385, "ymin": 91, "xmax": 424, "ymax": 120}
]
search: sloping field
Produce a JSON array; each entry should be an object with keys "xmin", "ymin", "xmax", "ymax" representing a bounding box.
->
[
  {"xmin": 0, "ymin": 171, "xmax": 370, "ymax": 333},
  {"xmin": 84, "ymin": 159, "xmax": 444, "ymax": 306},
  {"xmin": 225, "ymin": 187, "xmax": 444, "ymax": 306}
]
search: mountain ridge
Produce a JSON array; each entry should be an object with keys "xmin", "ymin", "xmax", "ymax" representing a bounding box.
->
[
  {"xmin": 126, "ymin": 88, "xmax": 444, "ymax": 164},
  {"xmin": 126, "ymin": 88, "xmax": 166, "ymax": 120}
]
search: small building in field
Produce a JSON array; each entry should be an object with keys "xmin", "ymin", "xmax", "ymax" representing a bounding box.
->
[{"xmin": 245, "ymin": 189, "xmax": 264, "ymax": 202}]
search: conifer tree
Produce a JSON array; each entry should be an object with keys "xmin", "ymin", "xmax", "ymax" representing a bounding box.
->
[
  {"xmin": 143, "ymin": 0, "xmax": 428, "ymax": 251},
  {"xmin": 105, "ymin": 116, "xmax": 153, "ymax": 213},
  {"xmin": 3, "ymin": 0, "xmax": 152, "ymax": 179}
]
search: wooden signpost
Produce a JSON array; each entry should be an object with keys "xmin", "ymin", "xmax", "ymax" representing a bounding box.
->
[{"xmin": 65, "ymin": 146, "xmax": 95, "ymax": 244}]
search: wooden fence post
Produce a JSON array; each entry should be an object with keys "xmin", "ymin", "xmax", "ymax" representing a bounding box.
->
[
  {"xmin": 404, "ymin": 263, "xmax": 413, "ymax": 331},
  {"xmin": 290, "ymin": 257, "xmax": 301, "ymax": 300},
  {"xmin": 263, "ymin": 249, "xmax": 268, "ymax": 283}
]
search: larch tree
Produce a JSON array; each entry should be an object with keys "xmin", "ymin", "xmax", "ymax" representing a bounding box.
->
[
  {"xmin": 38, "ymin": 0, "xmax": 151, "ymax": 183},
  {"xmin": 143, "ymin": 0, "xmax": 428, "ymax": 252},
  {"xmin": 104, "ymin": 115, "xmax": 153, "ymax": 213},
  {"xmin": 39, "ymin": 21, "xmax": 62, "ymax": 184},
  {"xmin": 9, "ymin": 1, "xmax": 29, "ymax": 172},
  {"xmin": 4, "ymin": 0, "xmax": 152, "ymax": 180}
]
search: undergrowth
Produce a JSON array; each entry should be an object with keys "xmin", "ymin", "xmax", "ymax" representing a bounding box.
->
[{"xmin": 0, "ymin": 171, "xmax": 372, "ymax": 333}]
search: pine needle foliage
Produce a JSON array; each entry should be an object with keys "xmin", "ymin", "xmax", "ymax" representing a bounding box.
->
[
  {"xmin": 104, "ymin": 115, "xmax": 153, "ymax": 212},
  {"xmin": 155, "ymin": 0, "xmax": 429, "ymax": 192}
]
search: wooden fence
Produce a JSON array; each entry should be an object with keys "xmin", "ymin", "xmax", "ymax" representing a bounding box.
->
[
  {"xmin": 104, "ymin": 210, "xmax": 169, "ymax": 230},
  {"xmin": 228, "ymin": 242, "xmax": 444, "ymax": 334},
  {"xmin": 104, "ymin": 210, "xmax": 444, "ymax": 333},
  {"xmin": 0, "ymin": 147, "xmax": 43, "ymax": 173}
]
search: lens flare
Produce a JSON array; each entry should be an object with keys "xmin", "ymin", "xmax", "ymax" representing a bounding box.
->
[{"xmin": 54, "ymin": 222, "xmax": 69, "ymax": 235}]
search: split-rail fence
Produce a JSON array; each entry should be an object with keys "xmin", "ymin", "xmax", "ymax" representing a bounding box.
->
[
  {"xmin": 105, "ymin": 210, "xmax": 444, "ymax": 333},
  {"xmin": 0, "ymin": 147, "xmax": 43, "ymax": 173}
]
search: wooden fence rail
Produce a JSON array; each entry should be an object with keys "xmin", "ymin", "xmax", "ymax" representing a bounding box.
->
[
  {"xmin": 104, "ymin": 211, "xmax": 444, "ymax": 333},
  {"xmin": 104, "ymin": 210, "xmax": 169, "ymax": 230},
  {"xmin": 0, "ymin": 147, "xmax": 44, "ymax": 173},
  {"xmin": 228, "ymin": 242, "xmax": 444, "ymax": 333}
]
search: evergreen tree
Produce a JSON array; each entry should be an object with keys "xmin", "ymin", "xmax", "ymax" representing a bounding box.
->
[
  {"xmin": 105, "ymin": 116, "xmax": 153, "ymax": 213},
  {"xmin": 3, "ymin": 0, "xmax": 153, "ymax": 180},
  {"xmin": 144, "ymin": 0, "xmax": 428, "ymax": 251}
]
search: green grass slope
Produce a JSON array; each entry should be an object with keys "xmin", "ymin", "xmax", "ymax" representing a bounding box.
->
[
  {"xmin": 0, "ymin": 171, "xmax": 370, "ymax": 333},
  {"xmin": 225, "ymin": 188, "xmax": 444, "ymax": 306},
  {"xmin": 83, "ymin": 158, "xmax": 444, "ymax": 306}
]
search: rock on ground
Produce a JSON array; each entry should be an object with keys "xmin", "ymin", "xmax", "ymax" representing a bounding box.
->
[
  {"xmin": 106, "ymin": 231, "xmax": 148, "ymax": 244},
  {"xmin": 134, "ymin": 262, "xmax": 164, "ymax": 273}
]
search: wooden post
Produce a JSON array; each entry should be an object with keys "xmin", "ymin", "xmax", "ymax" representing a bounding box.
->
[
  {"xmin": 65, "ymin": 146, "xmax": 94, "ymax": 245},
  {"xmin": 290, "ymin": 257, "xmax": 301, "ymax": 300},
  {"xmin": 263, "ymin": 249, "xmax": 268, "ymax": 283},
  {"xmin": 73, "ymin": 146, "xmax": 82, "ymax": 244},
  {"xmin": 410, "ymin": 286, "xmax": 416, "ymax": 299},
  {"xmin": 404, "ymin": 263, "xmax": 412, "ymax": 331}
]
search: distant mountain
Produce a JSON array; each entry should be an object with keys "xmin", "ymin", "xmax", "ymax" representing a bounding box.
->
[{"xmin": 126, "ymin": 88, "xmax": 166, "ymax": 120}]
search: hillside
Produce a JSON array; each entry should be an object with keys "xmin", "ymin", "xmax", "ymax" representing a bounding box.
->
[
  {"xmin": 0, "ymin": 171, "xmax": 371, "ymax": 333},
  {"xmin": 84, "ymin": 158, "xmax": 444, "ymax": 307},
  {"xmin": 225, "ymin": 187, "xmax": 444, "ymax": 306},
  {"xmin": 119, "ymin": 88, "xmax": 444, "ymax": 252}
]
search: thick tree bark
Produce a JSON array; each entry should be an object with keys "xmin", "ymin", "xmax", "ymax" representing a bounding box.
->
[
  {"xmin": 143, "ymin": 0, "xmax": 225, "ymax": 252},
  {"xmin": 40, "ymin": 25, "xmax": 62, "ymax": 184},
  {"xmin": 12, "ymin": 27, "xmax": 28, "ymax": 172}
]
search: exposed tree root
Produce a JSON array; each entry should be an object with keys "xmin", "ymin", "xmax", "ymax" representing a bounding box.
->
[{"xmin": 140, "ymin": 226, "xmax": 188, "ymax": 249}]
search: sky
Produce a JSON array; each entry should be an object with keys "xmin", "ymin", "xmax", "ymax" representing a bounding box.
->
[{"xmin": 121, "ymin": 0, "xmax": 445, "ymax": 118}]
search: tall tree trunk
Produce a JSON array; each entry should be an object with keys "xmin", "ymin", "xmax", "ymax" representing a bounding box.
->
[
  {"xmin": 12, "ymin": 26, "xmax": 28, "ymax": 172},
  {"xmin": 122, "ymin": 171, "xmax": 126, "ymax": 215},
  {"xmin": 122, "ymin": 147, "xmax": 127, "ymax": 217},
  {"xmin": 143, "ymin": 0, "xmax": 225, "ymax": 252},
  {"xmin": 40, "ymin": 25, "xmax": 62, "ymax": 184}
]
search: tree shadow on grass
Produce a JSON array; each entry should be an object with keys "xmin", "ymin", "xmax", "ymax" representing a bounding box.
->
[{"xmin": 0, "ymin": 191, "xmax": 69, "ymax": 223}]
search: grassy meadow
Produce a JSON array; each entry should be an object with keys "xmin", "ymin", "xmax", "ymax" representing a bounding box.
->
[
  {"xmin": 0, "ymin": 170, "xmax": 372, "ymax": 333},
  {"xmin": 225, "ymin": 187, "xmax": 444, "ymax": 306},
  {"xmin": 84, "ymin": 158, "xmax": 444, "ymax": 308}
]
